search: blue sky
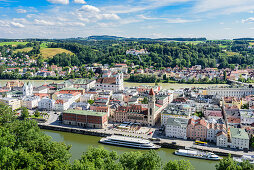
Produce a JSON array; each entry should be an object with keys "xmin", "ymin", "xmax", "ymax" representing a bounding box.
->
[{"xmin": 0, "ymin": 0, "xmax": 254, "ymax": 39}]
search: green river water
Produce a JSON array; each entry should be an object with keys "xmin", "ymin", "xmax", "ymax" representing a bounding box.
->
[{"xmin": 43, "ymin": 130, "xmax": 218, "ymax": 170}]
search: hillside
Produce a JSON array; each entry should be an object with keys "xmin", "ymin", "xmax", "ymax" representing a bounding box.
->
[
  {"xmin": 40, "ymin": 48, "xmax": 74, "ymax": 58},
  {"xmin": 0, "ymin": 41, "xmax": 28, "ymax": 47},
  {"xmin": 14, "ymin": 47, "xmax": 74, "ymax": 58}
]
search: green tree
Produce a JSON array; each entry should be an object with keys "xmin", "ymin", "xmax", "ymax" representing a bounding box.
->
[
  {"xmin": 142, "ymin": 97, "xmax": 148, "ymax": 104},
  {"xmin": 0, "ymin": 119, "xmax": 71, "ymax": 169},
  {"xmin": 119, "ymin": 151, "xmax": 142, "ymax": 170},
  {"xmin": 215, "ymin": 155, "xmax": 254, "ymax": 170},
  {"xmin": 34, "ymin": 110, "xmax": 41, "ymax": 117},
  {"xmin": 71, "ymin": 146, "xmax": 122, "ymax": 170},
  {"xmin": 164, "ymin": 160, "xmax": 194, "ymax": 170},
  {"xmin": 0, "ymin": 103, "xmax": 16, "ymax": 125},
  {"xmin": 136, "ymin": 150, "xmax": 162, "ymax": 170},
  {"xmin": 21, "ymin": 107, "xmax": 29, "ymax": 119},
  {"xmin": 88, "ymin": 100, "xmax": 95, "ymax": 105}
]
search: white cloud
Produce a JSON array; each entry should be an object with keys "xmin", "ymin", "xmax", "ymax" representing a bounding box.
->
[
  {"xmin": 11, "ymin": 22, "xmax": 25, "ymax": 28},
  {"xmin": 73, "ymin": 0, "xmax": 86, "ymax": 4},
  {"xmin": 138, "ymin": 14, "xmax": 199, "ymax": 24},
  {"xmin": 16, "ymin": 9, "xmax": 27, "ymax": 13},
  {"xmin": 34, "ymin": 19, "xmax": 55, "ymax": 26},
  {"xmin": 166, "ymin": 18, "xmax": 199, "ymax": 23},
  {"xmin": 0, "ymin": 20, "xmax": 9, "ymax": 27},
  {"xmin": 79, "ymin": 5, "xmax": 100, "ymax": 13},
  {"xmin": 103, "ymin": 0, "xmax": 191, "ymax": 14},
  {"xmin": 194, "ymin": 0, "xmax": 254, "ymax": 14},
  {"xmin": 47, "ymin": 0, "xmax": 69, "ymax": 5},
  {"xmin": 242, "ymin": 17, "xmax": 254, "ymax": 23},
  {"xmin": 102, "ymin": 13, "xmax": 120, "ymax": 20},
  {"xmin": 77, "ymin": 5, "xmax": 120, "ymax": 21}
]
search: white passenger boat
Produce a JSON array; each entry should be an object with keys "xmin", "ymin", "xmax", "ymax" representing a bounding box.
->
[
  {"xmin": 233, "ymin": 155, "xmax": 254, "ymax": 164},
  {"xmin": 174, "ymin": 149, "xmax": 222, "ymax": 160},
  {"xmin": 99, "ymin": 135, "xmax": 161, "ymax": 149}
]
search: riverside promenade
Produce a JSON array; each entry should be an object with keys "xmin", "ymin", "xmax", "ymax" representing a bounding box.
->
[{"xmin": 39, "ymin": 123, "xmax": 254, "ymax": 157}]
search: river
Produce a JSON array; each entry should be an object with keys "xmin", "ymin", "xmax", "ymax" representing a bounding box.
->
[
  {"xmin": 43, "ymin": 130, "xmax": 218, "ymax": 170},
  {"xmin": 0, "ymin": 80, "xmax": 228, "ymax": 90}
]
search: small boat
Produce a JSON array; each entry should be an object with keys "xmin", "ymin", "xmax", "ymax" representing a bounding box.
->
[
  {"xmin": 233, "ymin": 155, "xmax": 254, "ymax": 164},
  {"xmin": 174, "ymin": 149, "xmax": 222, "ymax": 161},
  {"xmin": 99, "ymin": 135, "xmax": 161, "ymax": 149}
]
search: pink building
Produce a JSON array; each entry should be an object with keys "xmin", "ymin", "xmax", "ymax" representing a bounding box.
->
[{"xmin": 187, "ymin": 118, "xmax": 207, "ymax": 141}]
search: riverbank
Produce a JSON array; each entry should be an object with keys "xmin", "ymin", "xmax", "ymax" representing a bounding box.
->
[
  {"xmin": 124, "ymin": 82, "xmax": 229, "ymax": 90},
  {"xmin": 0, "ymin": 79, "xmax": 229, "ymax": 90},
  {"xmin": 38, "ymin": 123, "xmax": 250, "ymax": 157},
  {"xmin": 43, "ymin": 129, "xmax": 219, "ymax": 170}
]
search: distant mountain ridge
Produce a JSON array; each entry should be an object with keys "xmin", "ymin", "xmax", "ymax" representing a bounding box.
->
[
  {"xmin": 83, "ymin": 35, "xmax": 207, "ymax": 41},
  {"xmin": 233, "ymin": 38, "xmax": 254, "ymax": 41}
]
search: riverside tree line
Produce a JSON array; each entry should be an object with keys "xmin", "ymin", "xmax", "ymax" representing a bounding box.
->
[{"xmin": 0, "ymin": 103, "xmax": 253, "ymax": 170}]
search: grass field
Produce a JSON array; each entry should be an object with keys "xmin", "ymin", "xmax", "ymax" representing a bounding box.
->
[
  {"xmin": 40, "ymin": 48, "xmax": 74, "ymax": 58},
  {"xmin": 0, "ymin": 41, "xmax": 28, "ymax": 47},
  {"xmin": 14, "ymin": 47, "xmax": 74, "ymax": 58},
  {"xmin": 14, "ymin": 47, "xmax": 33, "ymax": 53},
  {"xmin": 219, "ymin": 45, "xmax": 228, "ymax": 48},
  {"xmin": 225, "ymin": 51, "xmax": 240, "ymax": 56},
  {"xmin": 40, "ymin": 42, "xmax": 49, "ymax": 49}
]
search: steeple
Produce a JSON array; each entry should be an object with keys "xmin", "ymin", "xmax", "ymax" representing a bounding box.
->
[{"xmin": 148, "ymin": 88, "xmax": 156, "ymax": 127}]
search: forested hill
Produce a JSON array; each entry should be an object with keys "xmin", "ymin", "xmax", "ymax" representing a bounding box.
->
[
  {"xmin": 46, "ymin": 40, "xmax": 254, "ymax": 69},
  {"xmin": 1, "ymin": 39, "xmax": 254, "ymax": 69}
]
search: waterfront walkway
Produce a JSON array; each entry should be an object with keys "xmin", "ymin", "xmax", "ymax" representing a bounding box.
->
[{"xmin": 39, "ymin": 122, "xmax": 254, "ymax": 157}]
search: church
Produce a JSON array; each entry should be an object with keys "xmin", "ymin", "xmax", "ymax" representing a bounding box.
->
[
  {"xmin": 113, "ymin": 88, "xmax": 161, "ymax": 126},
  {"xmin": 23, "ymin": 82, "xmax": 33, "ymax": 96}
]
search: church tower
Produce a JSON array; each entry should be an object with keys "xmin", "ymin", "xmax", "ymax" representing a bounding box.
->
[
  {"xmin": 148, "ymin": 88, "xmax": 156, "ymax": 126},
  {"xmin": 23, "ymin": 82, "xmax": 33, "ymax": 96}
]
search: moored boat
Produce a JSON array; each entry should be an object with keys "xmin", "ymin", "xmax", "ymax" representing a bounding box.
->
[
  {"xmin": 174, "ymin": 149, "xmax": 222, "ymax": 160},
  {"xmin": 99, "ymin": 135, "xmax": 161, "ymax": 149},
  {"xmin": 233, "ymin": 155, "xmax": 254, "ymax": 164}
]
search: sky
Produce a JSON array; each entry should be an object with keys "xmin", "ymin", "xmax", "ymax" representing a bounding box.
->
[{"xmin": 0, "ymin": 0, "xmax": 254, "ymax": 39}]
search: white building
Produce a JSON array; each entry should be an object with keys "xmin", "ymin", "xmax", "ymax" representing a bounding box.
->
[
  {"xmin": 0, "ymin": 97, "xmax": 21, "ymax": 110},
  {"xmin": 230, "ymin": 127, "xmax": 249, "ymax": 150},
  {"xmin": 80, "ymin": 93, "xmax": 95, "ymax": 102},
  {"xmin": 207, "ymin": 87, "xmax": 254, "ymax": 97},
  {"xmin": 161, "ymin": 104, "xmax": 191, "ymax": 126},
  {"xmin": 126, "ymin": 49, "xmax": 149, "ymax": 55},
  {"xmin": 216, "ymin": 131, "xmax": 228, "ymax": 148},
  {"xmin": 95, "ymin": 73, "xmax": 124, "ymax": 92},
  {"xmin": 72, "ymin": 79, "xmax": 96, "ymax": 91},
  {"xmin": 217, "ymin": 127, "xmax": 249, "ymax": 150},
  {"xmin": 33, "ymin": 86, "xmax": 48, "ymax": 94},
  {"xmin": 22, "ymin": 96, "xmax": 40, "ymax": 109},
  {"xmin": 23, "ymin": 82, "xmax": 33, "ymax": 96},
  {"xmin": 165, "ymin": 117, "xmax": 188, "ymax": 139},
  {"xmin": 240, "ymin": 109, "xmax": 254, "ymax": 126},
  {"xmin": 38, "ymin": 98, "xmax": 55, "ymax": 111},
  {"xmin": 206, "ymin": 119, "xmax": 226, "ymax": 143},
  {"xmin": 54, "ymin": 92, "xmax": 81, "ymax": 111}
]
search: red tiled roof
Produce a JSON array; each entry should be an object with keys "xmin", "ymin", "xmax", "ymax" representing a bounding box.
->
[
  {"xmin": 96, "ymin": 77, "xmax": 116, "ymax": 84},
  {"xmin": 149, "ymin": 88, "xmax": 155, "ymax": 95}
]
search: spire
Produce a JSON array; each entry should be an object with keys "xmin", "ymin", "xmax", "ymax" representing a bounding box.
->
[{"xmin": 149, "ymin": 88, "xmax": 155, "ymax": 96}]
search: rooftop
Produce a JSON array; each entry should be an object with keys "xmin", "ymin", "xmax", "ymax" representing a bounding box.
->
[
  {"xmin": 63, "ymin": 109, "xmax": 107, "ymax": 117},
  {"xmin": 230, "ymin": 127, "xmax": 249, "ymax": 140}
]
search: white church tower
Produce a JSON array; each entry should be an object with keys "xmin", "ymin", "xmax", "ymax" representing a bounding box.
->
[
  {"xmin": 23, "ymin": 82, "xmax": 33, "ymax": 96},
  {"xmin": 148, "ymin": 88, "xmax": 156, "ymax": 127},
  {"xmin": 116, "ymin": 72, "xmax": 124, "ymax": 90}
]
